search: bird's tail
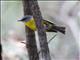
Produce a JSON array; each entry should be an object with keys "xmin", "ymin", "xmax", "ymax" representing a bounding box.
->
[{"xmin": 53, "ymin": 26, "xmax": 65, "ymax": 34}]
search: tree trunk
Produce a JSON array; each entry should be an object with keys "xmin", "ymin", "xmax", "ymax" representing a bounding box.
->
[
  {"xmin": 27, "ymin": 0, "xmax": 51, "ymax": 60},
  {"xmin": 22, "ymin": 0, "xmax": 39, "ymax": 60}
]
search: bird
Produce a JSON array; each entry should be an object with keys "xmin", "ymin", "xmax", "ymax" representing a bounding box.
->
[{"xmin": 18, "ymin": 15, "xmax": 65, "ymax": 34}]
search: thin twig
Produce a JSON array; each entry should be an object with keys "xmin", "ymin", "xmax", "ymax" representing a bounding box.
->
[
  {"xmin": 38, "ymin": 34, "xmax": 57, "ymax": 54},
  {"xmin": 48, "ymin": 34, "xmax": 57, "ymax": 44}
]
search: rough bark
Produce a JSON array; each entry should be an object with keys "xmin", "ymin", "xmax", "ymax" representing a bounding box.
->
[
  {"xmin": 27, "ymin": 0, "xmax": 51, "ymax": 60},
  {"xmin": 23, "ymin": 0, "xmax": 39, "ymax": 60}
]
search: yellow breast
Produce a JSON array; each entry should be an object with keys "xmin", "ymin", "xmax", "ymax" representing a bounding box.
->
[{"xmin": 25, "ymin": 18, "xmax": 37, "ymax": 30}]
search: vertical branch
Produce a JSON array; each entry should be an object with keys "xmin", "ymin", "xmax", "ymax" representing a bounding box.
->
[
  {"xmin": 28, "ymin": 0, "xmax": 51, "ymax": 60},
  {"xmin": 22, "ymin": 0, "xmax": 39, "ymax": 60}
]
